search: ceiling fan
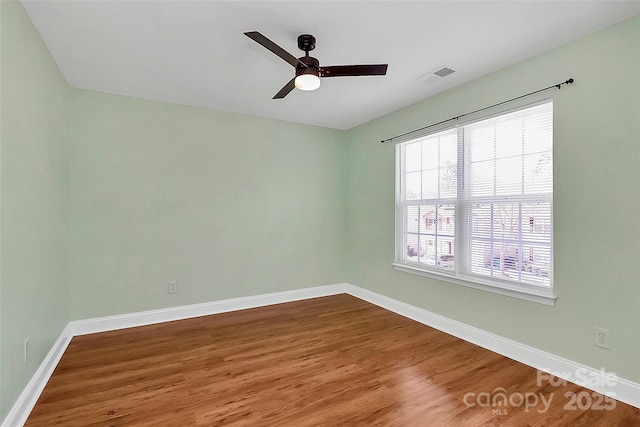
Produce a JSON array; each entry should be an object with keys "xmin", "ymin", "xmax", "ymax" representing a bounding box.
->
[{"xmin": 244, "ymin": 31, "xmax": 388, "ymax": 99}]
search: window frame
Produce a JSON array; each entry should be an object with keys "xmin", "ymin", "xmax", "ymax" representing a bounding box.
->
[{"xmin": 393, "ymin": 100, "xmax": 557, "ymax": 306}]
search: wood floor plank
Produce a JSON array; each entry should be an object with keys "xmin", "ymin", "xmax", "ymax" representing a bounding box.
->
[{"xmin": 25, "ymin": 294, "xmax": 640, "ymax": 426}]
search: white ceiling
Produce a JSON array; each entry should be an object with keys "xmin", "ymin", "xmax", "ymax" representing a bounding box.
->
[{"xmin": 21, "ymin": 1, "xmax": 640, "ymax": 130}]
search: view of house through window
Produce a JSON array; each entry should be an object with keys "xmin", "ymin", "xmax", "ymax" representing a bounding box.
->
[{"xmin": 397, "ymin": 101, "xmax": 553, "ymax": 292}]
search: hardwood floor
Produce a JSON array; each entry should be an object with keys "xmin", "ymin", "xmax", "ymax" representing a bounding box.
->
[{"xmin": 26, "ymin": 294, "xmax": 639, "ymax": 426}]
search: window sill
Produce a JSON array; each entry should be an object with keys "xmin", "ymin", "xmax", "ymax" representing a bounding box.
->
[{"xmin": 391, "ymin": 262, "xmax": 557, "ymax": 306}]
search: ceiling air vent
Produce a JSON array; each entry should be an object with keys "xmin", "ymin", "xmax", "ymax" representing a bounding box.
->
[
  {"xmin": 433, "ymin": 67, "xmax": 455, "ymax": 78},
  {"xmin": 420, "ymin": 66, "xmax": 456, "ymax": 84}
]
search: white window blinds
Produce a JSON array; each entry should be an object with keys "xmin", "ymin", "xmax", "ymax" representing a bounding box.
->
[
  {"xmin": 396, "ymin": 100, "xmax": 553, "ymax": 293},
  {"xmin": 462, "ymin": 101, "xmax": 553, "ymax": 287}
]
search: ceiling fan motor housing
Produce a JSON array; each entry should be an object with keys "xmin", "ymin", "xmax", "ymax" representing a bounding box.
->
[{"xmin": 296, "ymin": 55, "xmax": 320, "ymax": 79}]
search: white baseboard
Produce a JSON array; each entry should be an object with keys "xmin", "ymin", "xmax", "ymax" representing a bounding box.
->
[
  {"xmin": 344, "ymin": 284, "xmax": 640, "ymax": 409},
  {"xmin": 2, "ymin": 326, "xmax": 73, "ymax": 427},
  {"xmin": 69, "ymin": 283, "xmax": 347, "ymax": 336},
  {"xmin": 4, "ymin": 282, "xmax": 638, "ymax": 426}
]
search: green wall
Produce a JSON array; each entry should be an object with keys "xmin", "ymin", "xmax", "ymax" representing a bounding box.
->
[
  {"xmin": 345, "ymin": 15, "xmax": 640, "ymax": 382},
  {"xmin": 67, "ymin": 89, "xmax": 347, "ymax": 319},
  {"xmin": 0, "ymin": 1, "xmax": 70, "ymax": 419}
]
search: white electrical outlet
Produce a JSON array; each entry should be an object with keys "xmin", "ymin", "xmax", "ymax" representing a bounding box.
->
[
  {"xmin": 595, "ymin": 327, "xmax": 610, "ymax": 350},
  {"xmin": 24, "ymin": 337, "xmax": 30, "ymax": 363},
  {"xmin": 168, "ymin": 280, "xmax": 178, "ymax": 294}
]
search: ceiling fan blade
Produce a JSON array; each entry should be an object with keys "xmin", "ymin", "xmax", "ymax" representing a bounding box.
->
[
  {"xmin": 273, "ymin": 78, "xmax": 296, "ymax": 99},
  {"xmin": 244, "ymin": 31, "xmax": 307, "ymax": 68},
  {"xmin": 320, "ymin": 64, "xmax": 388, "ymax": 78}
]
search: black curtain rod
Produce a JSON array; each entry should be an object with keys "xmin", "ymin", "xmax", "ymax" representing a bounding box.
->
[{"xmin": 380, "ymin": 78, "xmax": 574, "ymax": 143}]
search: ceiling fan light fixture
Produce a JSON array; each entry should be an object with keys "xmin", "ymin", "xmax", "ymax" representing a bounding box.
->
[{"xmin": 295, "ymin": 68, "xmax": 320, "ymax": 91}]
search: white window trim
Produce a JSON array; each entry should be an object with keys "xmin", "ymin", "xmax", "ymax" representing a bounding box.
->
[
  {"xmin": 391, "ymin": 262, "xmax": 557, "ymax": 305},
  {"xmin": 393, "ymin": 99, "xmax": 557, "ymax": 306}
]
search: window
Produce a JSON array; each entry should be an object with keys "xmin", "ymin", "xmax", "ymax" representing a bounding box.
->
[{"xmin": 395, "ymin": 101, "xmax": 555, "ymax": 304}]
